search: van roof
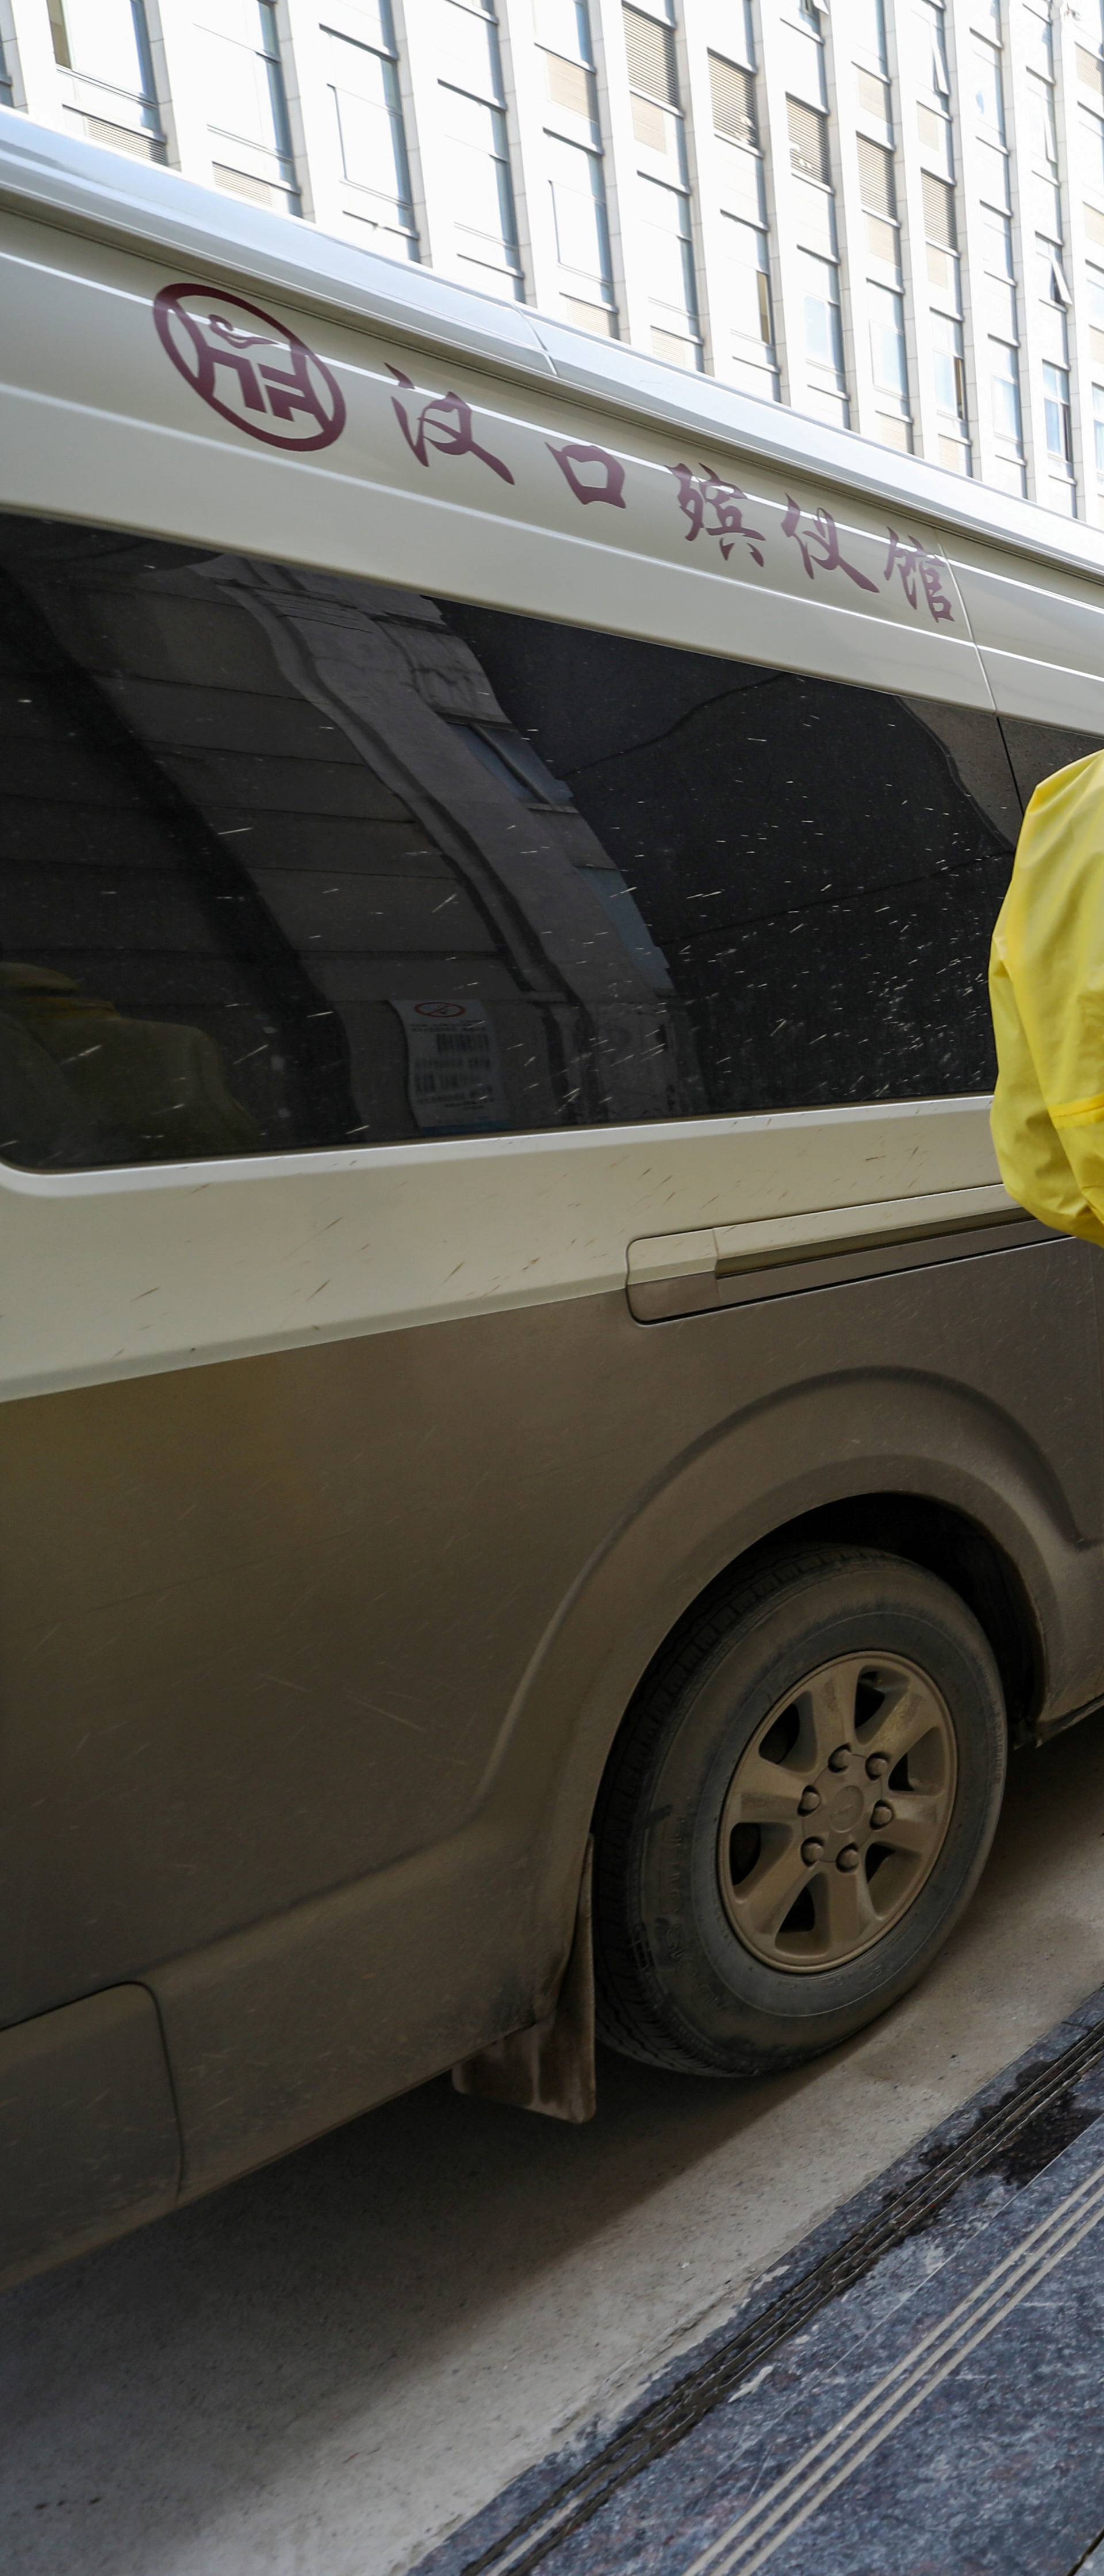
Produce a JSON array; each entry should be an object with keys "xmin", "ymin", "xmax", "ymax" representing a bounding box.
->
[{"xmin": 2, "ymin": 106, "xmax": 1101, "ymax": 592}]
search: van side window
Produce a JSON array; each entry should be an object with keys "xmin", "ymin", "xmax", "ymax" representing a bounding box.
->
[
  {"xmin": 998, "ymin": 718, "xmax": 1104, "ymax": 810},
  {"xmin": 448, "ymin": 604, "xmax": 1020, "ymax": 1121},
  {"xmin": 0, "ymin": 511, "xmax": 1018, "ymax": 1170}
]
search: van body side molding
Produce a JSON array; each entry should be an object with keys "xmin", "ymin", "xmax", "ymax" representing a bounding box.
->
[
  {"xmin": 627, "ymin": 1187, "xmax": 1040, "ymax": 1321},
  {"xmin": 0, "ymin": 1986, "xmax": 181, "ymax": 2289}
]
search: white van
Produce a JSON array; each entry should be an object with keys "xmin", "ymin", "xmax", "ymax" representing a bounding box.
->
[{"xmin": 2, "ymin": 114, "xmax": 1103, "ymax": 2288}]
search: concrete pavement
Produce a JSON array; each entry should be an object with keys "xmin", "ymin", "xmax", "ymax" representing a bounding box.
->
[{"xmin": 6, "ymin": 1715, "xmax": 1104, "ymax": 2576}]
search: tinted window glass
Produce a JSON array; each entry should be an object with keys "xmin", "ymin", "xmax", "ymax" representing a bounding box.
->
[
  {"xmin": 451, "ymin": 604, "xmax": 1020, "ymax": 1121},
  {"xmin": 0, "ymin": 512, "xmax": 1018, "ymax": 1170},
  {"xmin": 998, "ymin": 716, "xmax": 1104, "ymax": 808}
]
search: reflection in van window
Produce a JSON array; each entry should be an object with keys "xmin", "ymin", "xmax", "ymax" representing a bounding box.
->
[
  {"xmin": 998, "ymin": 716, "xmax": 1104, "ymax": 810},
  {"xmin": 0, "ymin": 511, "xmax": 1028, "ymax": 1170},
  {"xmin": 448, "ymin": 605, "xmax": 1026, "ymax": 1120}
]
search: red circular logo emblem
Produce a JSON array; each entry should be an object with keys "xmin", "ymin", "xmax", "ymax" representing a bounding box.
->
[{"xmin": 153, "ymin": 283, "xmax": 346, "ymax": 452}]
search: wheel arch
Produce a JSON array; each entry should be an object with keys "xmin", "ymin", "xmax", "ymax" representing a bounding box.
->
[
  {"xmin": 647, "ymin": 1491, "xmax": 1043, "ymax": 1752},
  {"xmin": 490, "ymin": 1369, "xmax": 1091, "ymax": 2016}
]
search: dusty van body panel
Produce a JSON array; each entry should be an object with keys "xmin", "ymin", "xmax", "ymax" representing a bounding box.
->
[
  {"xmin": 3, "ymin": 119, "xmax": 1104, "ymax": 2280},
  {"xmin": 3, "ymin": 1232, "xmax": 1102, "ymax": 2201}
]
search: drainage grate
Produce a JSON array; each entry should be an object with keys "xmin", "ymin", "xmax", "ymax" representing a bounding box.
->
[{"xmin": 459, "ymin": 2011, "xmax": 1104, "ymax": 2576}]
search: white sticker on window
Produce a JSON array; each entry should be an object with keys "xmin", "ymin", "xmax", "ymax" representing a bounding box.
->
[{"xmin": 390, "ymin": 999, "xmax": 506, "ymax": 1132}]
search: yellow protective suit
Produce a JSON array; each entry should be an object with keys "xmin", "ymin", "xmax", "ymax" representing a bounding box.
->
[
  {"xmin": 990, "ymin": 749, "xmax": 1104, "ymax": 1249},
  {"xmin": 0, "ymin": 963, "xmax": 259, "ymax": 1163}
]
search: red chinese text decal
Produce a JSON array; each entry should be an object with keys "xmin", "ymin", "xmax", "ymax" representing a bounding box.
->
[
  {"xmin": 381, "ymin": 379, "xmax": 957, "ymax": 627},
  {"xmin": 781, "ymin": 497, "xmax": 879, "ymax": 594},
  {"xmin": 548, "ymin": 440, "xmax": 626, "ymax": 505},
  {"xmin": 388, "ymin": 366, "xmax": 514, "ymax": 483},
  {"xmin": 153, "ymin": 285, "xmax": 346, "ymax": 451},
  {"xmin": 671, "ymin": 462, "xmax": 765, "ymax": 565},
  {"xmin": 883, "ymin": 527, "xmax": 954, "ymax": 623}
]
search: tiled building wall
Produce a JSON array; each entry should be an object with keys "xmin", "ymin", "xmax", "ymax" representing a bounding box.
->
[{"xmin": 6, "ymin": 0, "xmax": 1104, "ymax": 519}]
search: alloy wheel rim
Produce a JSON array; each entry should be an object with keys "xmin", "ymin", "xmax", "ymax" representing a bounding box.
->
[{"xmin": 716, "ymin": 1652, "xmax": 958, "ymax": 1972}]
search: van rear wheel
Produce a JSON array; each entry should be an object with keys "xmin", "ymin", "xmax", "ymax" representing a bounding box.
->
[{"xmin": 592, "ymin": 1545, "xmax": 1006, "ymax": 2077}]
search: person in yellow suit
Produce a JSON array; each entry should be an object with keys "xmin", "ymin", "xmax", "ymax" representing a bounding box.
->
[{"xmin": 991, "ymin": 752, "xmax": 1104, "ymax": 1245}]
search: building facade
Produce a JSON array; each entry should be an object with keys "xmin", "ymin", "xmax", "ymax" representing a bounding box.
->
[{"xmin": 3, "ymin": 0, "xmax": 1104, "ymax": 521}]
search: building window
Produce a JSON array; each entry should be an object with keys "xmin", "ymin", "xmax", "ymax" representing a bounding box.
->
[
  {"xmin": 856, "ymin": 66, "xmax": 892, "ymax": 137},
  {"xmin": 623, "ymin": 2, "xmax": 680, "ymax": 158},
  {"xmin": 1089, "ymin": 264, "xmax": 1104, "ymax": 387},
  {"xmin": 868, "ymin": 282, "xmax": 907, "ymax": 403},
  {"xmin": 853, "ymin": 1, "xmax": 908, "ymax": 448},
  {"xmin": 623, "ymin": 1, "xmax": 702, "ymax": 367},
  {"xmin": 857, "ymin": 137, "xmax": 901, "ymax": 286},
  {"xmin": 1083, "ymin": 103, "xmax": 1104, "ymax": 200},
  {"xmin": 720, "ymin": 214, "xmax": 777, "ymax": 393},
  {"xmin": 547, "ymin": 135, "xmax": 616, "ymax": 329},
  {"xmin": 787, "ymin": 95, "xmax": 830, "ymax": 186},
  {"xmin": 533, "ymin": 0, "xmax": 592, "ymax": 47},
  {"xmin": 985, "ymin": 270, "xmax": 1017, "ymax": 343},
  {"xmin": 783, "ymin": 1, "xmax": 846, "ymax": 425},
  {"xmin": 917, "ymin": 2, "xmax": 969, "ymax": 473},
  {"xmin": 710, "ymin": 50, "xmax": 757, "ymax": 152},
  {"xmin": 1036, "ymin": 238, "xmax": 1070, "ymax": 309},
  {"xmin": 537, "ymin": 0, "xmax": 616, "ymax": 334},
  {"xmin": 322, "ymin": 3, "xmax": 418, "ymax": 260},
  {"xmin": 198, "ymin": 1, "xmax": 299, "ymax": 210},
  {"xmin": 857, "ymin": 136, "xmax": 895, "ymax": 242},
  {"xmin": 439, "ymin": 0, "xmax": 523, "ymax": 301},
  {"xmin": 931, "ymin": 310, "xmax": 968, "ymax": 431},
  {"xmin": 922, "ymin": 170, "xmax": 958, "ymax": 301},
  {"xmin": 710, "ymin": 30, "xmax": 777, "ymax": 400},
  {"xmin": 1092, "ymin": 383, "xmax": 1104, "ymax": 482},
  {"xmin": 798, "ymin": 248, "xmax": 844, "ymax": 379},
  {"xmin": 919, "ymin": 0, "xmax": 952, "ymax": 99},
  {"xmin": 853, "ymin": 0, "xmax": 888, "ymax": 66},
  {"xmin": 1023, "ymin": 0, "xmax": 1075, "ymax": 508},
  {"xmin": 971, "ymin": 38, "xmax": 1003, "ymax": 139},
  {"xmin": 781, "ymin": 15, "xmax": 825, "ymax": 112},
  {"xmin": 982, "ymin": 219, "xmax": 1024, "ymax": 492},
  {"xmin": 1077, "ymin": 38, "xmax": 1104, "ymax": 105},
  {"xmin": 47, "ymin": 0, "xmax": 164, "ymax": 161},
  {"xmin": 1081, "ymin": 0, "xmax": 1104, "ymax": 348},
  {"xmin": 982, "ymin": 206, "xmax": 1013, "ymax": 283},
  {"xmin": 1043, "ymin": 359, "xmax": 1073, "ymax": 465},
  {"xmin": 638, "ymin": 175, "xmax": 700, "ymax": 366},
  {"xmin": 968, "ymin": 12, "xmax": 1026, "ymax": 496},
  {"xmin": 991, "ymin": 352, "xmax": 1021, "ymax": 446},
  {"xmin": 1028, "ymin": 72, "xmax": 1057, "ymax": 172}
]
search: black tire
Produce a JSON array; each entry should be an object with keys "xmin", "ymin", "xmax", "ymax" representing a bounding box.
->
[{"xmin": 593, "ymin": 1544, "xmax": 1007, "ymax": 2077}]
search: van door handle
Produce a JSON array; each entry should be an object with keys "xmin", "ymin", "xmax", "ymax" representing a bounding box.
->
[{"xmin": 627, "ymin": 1184, "xmax": 1021, "ymax": 1320}]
